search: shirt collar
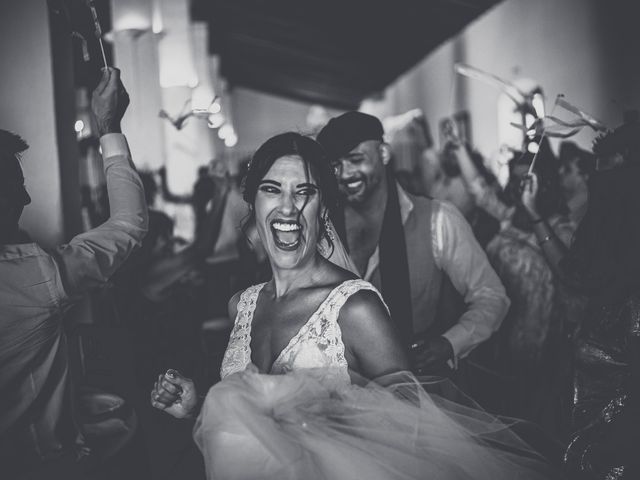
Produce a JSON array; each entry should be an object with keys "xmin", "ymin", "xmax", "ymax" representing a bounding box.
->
[{"xmin": 0, "ymin": 242, "xmax": 40, "ymax": 260}]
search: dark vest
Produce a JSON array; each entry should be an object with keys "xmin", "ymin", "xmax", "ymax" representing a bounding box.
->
[{"xmin": 368, "ymin": 193, "xmax": 464, "ymax": 340}]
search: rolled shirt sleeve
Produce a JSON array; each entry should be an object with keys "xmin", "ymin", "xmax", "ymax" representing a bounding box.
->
[
  {"xmin": 52, "ymin": 133, "xmax": 148, "ymax": 299},
  {"xmin": 432, "ymin": 200, "xmax": 510, "ymax": 361}
]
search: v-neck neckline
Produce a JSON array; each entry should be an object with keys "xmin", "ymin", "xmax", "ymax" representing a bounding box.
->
[{"xmin": 245, "ymin": 280, "xmax": 353, "ymax": 374}]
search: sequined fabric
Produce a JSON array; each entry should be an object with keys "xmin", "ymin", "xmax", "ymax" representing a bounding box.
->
[{"xmin": 564, "ymin": 293, "xmax": 640, "ymax": 478}]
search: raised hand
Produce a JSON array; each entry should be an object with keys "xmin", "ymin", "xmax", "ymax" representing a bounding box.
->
[
  {"xmin": 91, "ymin": 67, "xmax": 130, "ymax": 136},
  {"xmin": 151, "ymin": 369, "xmax": 199, "ymax": 419},
  {"xmin": 520, "ymin": 172, "xmax": 540, "ymax": 219}
]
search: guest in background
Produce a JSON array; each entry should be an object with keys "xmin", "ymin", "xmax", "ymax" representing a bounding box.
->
[
  {"xmin": 558, "ymin": 141, "xmax": 595, "ymax": 225},
  {"xmin": 159, "ymin": 162, "xmax": 221, "ymax": 240},
  {"xmin": 0, "ymin": 67, "xmax": 147, "ymax": 479},
  {"xmin": 522, "ymin": 120, "xmax": 640, "ymax": 480},
  {"xmin": 453, "ymin": 139, "xmax": 575, "ymax": 435}
]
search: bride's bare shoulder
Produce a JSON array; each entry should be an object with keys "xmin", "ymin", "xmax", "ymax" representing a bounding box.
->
[
  {"xmin": 338, "ymin": 288, "xmax": 388, "ymax": 325},
  {"xmin": 337, "ymin": 286, "xmax": 410, "ymax": 375},
  {"xmin": 321, "ymin": 256, "xmax": 359, "ymax": 284}
]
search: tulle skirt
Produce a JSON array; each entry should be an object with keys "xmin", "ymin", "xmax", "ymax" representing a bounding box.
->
[{"xmin": 193, "ymin": 368, "xmax": 563, "ymax": 479}]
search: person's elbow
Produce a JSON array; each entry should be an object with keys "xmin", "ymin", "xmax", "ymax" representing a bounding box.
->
[
  {"xmin": 493, "ymin": 290, "xmax": 510, "ymax": 332},
  {"xmin": 129, "ymin": 206, "xmax": 149, "ymax": 245},
  {"xmin": 467, "ymin": 285, "xmax": 510, "ymax": 335},
  {"xmin": 111, "ymin": 207, "xmax": 149, "ymax": 246}
]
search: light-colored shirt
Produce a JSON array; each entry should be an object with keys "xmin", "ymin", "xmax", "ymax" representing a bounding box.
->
[
  {"xmin": 364, "ymin": 185, "xmax": 509, "ymax": 362},
  {"xmin": 0, "ymin": 133, "xmax": 147, "ymax": 464}
]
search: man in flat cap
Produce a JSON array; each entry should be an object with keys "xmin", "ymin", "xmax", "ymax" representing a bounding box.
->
[{"xmin": 317, "ymin": 111, "xmax": 509, "ymax": 375}]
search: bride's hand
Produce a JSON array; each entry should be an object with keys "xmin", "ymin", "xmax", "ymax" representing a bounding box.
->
[{"xmin": 151, "ymin": 369, "xmax": 199, "ymax": 418}]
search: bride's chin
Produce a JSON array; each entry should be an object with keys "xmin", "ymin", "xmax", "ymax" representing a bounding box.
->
[{"xmin": 267, "ymin": 243, "xmax": 316, "ymax": 269}]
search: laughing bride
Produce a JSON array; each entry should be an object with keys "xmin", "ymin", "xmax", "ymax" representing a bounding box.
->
[{"xmin": 151, "ymin": 132, "xmax": 561, "ymax": 479}]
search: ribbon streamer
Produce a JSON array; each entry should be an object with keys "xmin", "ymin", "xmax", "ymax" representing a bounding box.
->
[
  {"xmin": 511, "ymin": 94, "xmax": 609, "ymax": 141},
  {"xmin": 510, "ymin": 120, "xmax": 582, "ymax": 139},
  {"xmin": 454, "ymin": 63, "xmax": 528, "ymax": 106},
  {"xmin": 555, "ymin": 96, "xmax": 608, "ymax": 132}
]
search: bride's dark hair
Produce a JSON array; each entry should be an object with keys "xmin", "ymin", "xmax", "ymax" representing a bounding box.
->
[{"xmin": 241, "ymin": 132, "xmax": 343, "ymax": 253}]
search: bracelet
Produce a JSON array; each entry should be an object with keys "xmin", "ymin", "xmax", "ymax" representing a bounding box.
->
[{"xmin": 538, "ymin": 234, "xmax": 552, "ymax": 246}]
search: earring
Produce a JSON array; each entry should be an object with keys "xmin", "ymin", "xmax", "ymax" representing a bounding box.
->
[{"xmin": 323, "ymin": 213, "xmax": 335, "ymax": 242}]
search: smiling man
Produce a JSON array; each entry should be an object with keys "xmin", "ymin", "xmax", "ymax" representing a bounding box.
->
[{"xmin": 317, "ymin": 111, "xmax": 509, "ymax": 375}]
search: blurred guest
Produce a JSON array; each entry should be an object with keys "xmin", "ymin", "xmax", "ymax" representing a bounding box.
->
[
  {"xmin": 159, "ymin": 161, "xmax": 222, "ymax": 239},
  {"xmin": 0, "ymin": 68, "xmax": 147, "ymax": 478},
  {"xmin": 457, "ymin": 139, "xmax": 575, "ymax": 433},
  {"xmin": 317, "ymin": 112, "xmax": 509, "ymax": 377},
  {"xmin": 432, "ymin": 144, "xmax": 501, "ymax": 248},
  {"xmin": 558, "ymin": 141, "xmax": 596, "ymax": 225},
  {"xmin": 522, "ymin": 120, "xmax": 640, "ymax": 479},
  {"xmin": 132, "ymin": 171, "xmax": 175, "ymax": 269},
  {"xmin": 112, "ymin": 169, "xmax": 216, "ymax": 480},
  {"xmin": 139, "ymin": 173, "xmax": 229, "ymax": 304},
  {"xmin": 208, "ymin": 161, "xmax": 248, "ymax": 264},
  {"xmin": 394, "ymin": 167, "xmax": 423, "ymax": 197}
]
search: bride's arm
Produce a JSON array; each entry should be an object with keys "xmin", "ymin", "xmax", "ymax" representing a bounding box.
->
[
  {"xmin": 151, "ymin": 369, "xmax": 200, "ymax": 418},
  {"xmin": 338, "ymin": 290, "xmax": 411, "ymax": 379}
]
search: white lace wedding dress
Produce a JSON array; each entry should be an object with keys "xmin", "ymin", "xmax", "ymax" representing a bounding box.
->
[{"xmin": 194, "ymin": 279, "xmax": 561, "ymax": 479}]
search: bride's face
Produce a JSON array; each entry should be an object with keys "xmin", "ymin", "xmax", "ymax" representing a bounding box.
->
[{"xmin": 254, "ymin": 155, "xmax": 323, "ymax": 270}]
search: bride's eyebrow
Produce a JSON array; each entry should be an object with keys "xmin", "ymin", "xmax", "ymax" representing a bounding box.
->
[
  {"xmin": 296, "ymin": 182, "xmax": 318, "ymax": 189},
  {"xmin": 259, "ymin": 179, "xmax": 281, "ymax": 186}
]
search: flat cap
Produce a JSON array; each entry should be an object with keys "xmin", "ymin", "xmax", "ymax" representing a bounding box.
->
[{"xmin": 316, "ymin": 111, "xmax": 384, "ymax": 161}]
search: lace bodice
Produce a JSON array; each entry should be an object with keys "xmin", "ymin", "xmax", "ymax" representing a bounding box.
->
[{"xmin": 220, "ymin": 279, "xmax": 386, "ymax": 384}]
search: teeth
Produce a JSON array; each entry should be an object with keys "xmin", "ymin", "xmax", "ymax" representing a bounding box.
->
[{"xmin": 272, "ymin": 222, "xmax": 301, "ymax": 232}]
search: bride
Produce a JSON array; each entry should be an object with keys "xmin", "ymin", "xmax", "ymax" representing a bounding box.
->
[{"xmin": 151, "ymin": 132, "xmax": 561, "ymax": 479}]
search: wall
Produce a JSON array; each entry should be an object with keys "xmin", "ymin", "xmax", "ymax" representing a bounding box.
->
[
  {"xmin": 365, "ymin": 0, "xmax": 634, "ymax": 159},
  {"xmin": 231, "ymin": 87, "xmax": 344, "ymax": 155},
  {"xmin": 0, "ymin": 0, "xmax": 65, "ymax": 247}
]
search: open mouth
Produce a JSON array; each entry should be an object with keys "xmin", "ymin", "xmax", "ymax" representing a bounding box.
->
[
  {"xmin": 342, "ymin": 178, "xmax": 365, "ymax": 195},
  {"xmin": 270, "ymin": 219, "xmax": 302, "ymax": 251}
]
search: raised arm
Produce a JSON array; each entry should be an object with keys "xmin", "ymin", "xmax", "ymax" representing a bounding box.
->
[
  {"xmin": 339, "ymin": 289, "xmax": 410, "ymax": 380},
  {"xmin": 520, "ymin": 173, "xmax": 575, "ymax": 283},
  {"xmin": 52, "ymin": 68, "xmax": 148, "ymax": 297},
  {"xmin": 447, "ymin": 143, "xmax": 513, "ymax": 223}
]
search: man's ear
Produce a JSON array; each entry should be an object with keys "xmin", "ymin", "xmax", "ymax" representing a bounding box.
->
[{"xmin": 379, "ymin": 143, "xmax": 392, "ymax": 166}]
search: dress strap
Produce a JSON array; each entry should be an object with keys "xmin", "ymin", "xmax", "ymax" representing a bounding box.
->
[
  {"xmin": 220, "ymin": 283, "xmax": 266, "ymax": 379},
  {"xmin": 233, "ymin": 283, "xmax": 266, "ymax": 329}
]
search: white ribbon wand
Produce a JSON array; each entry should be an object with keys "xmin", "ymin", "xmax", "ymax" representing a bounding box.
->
[
  {"xmin": 454, "ymin": 63, "xmax": 529, "ymax": 107},
  {"xmin": 526, "ymin": 94, "xmax": 565, "ymax": 175}
]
